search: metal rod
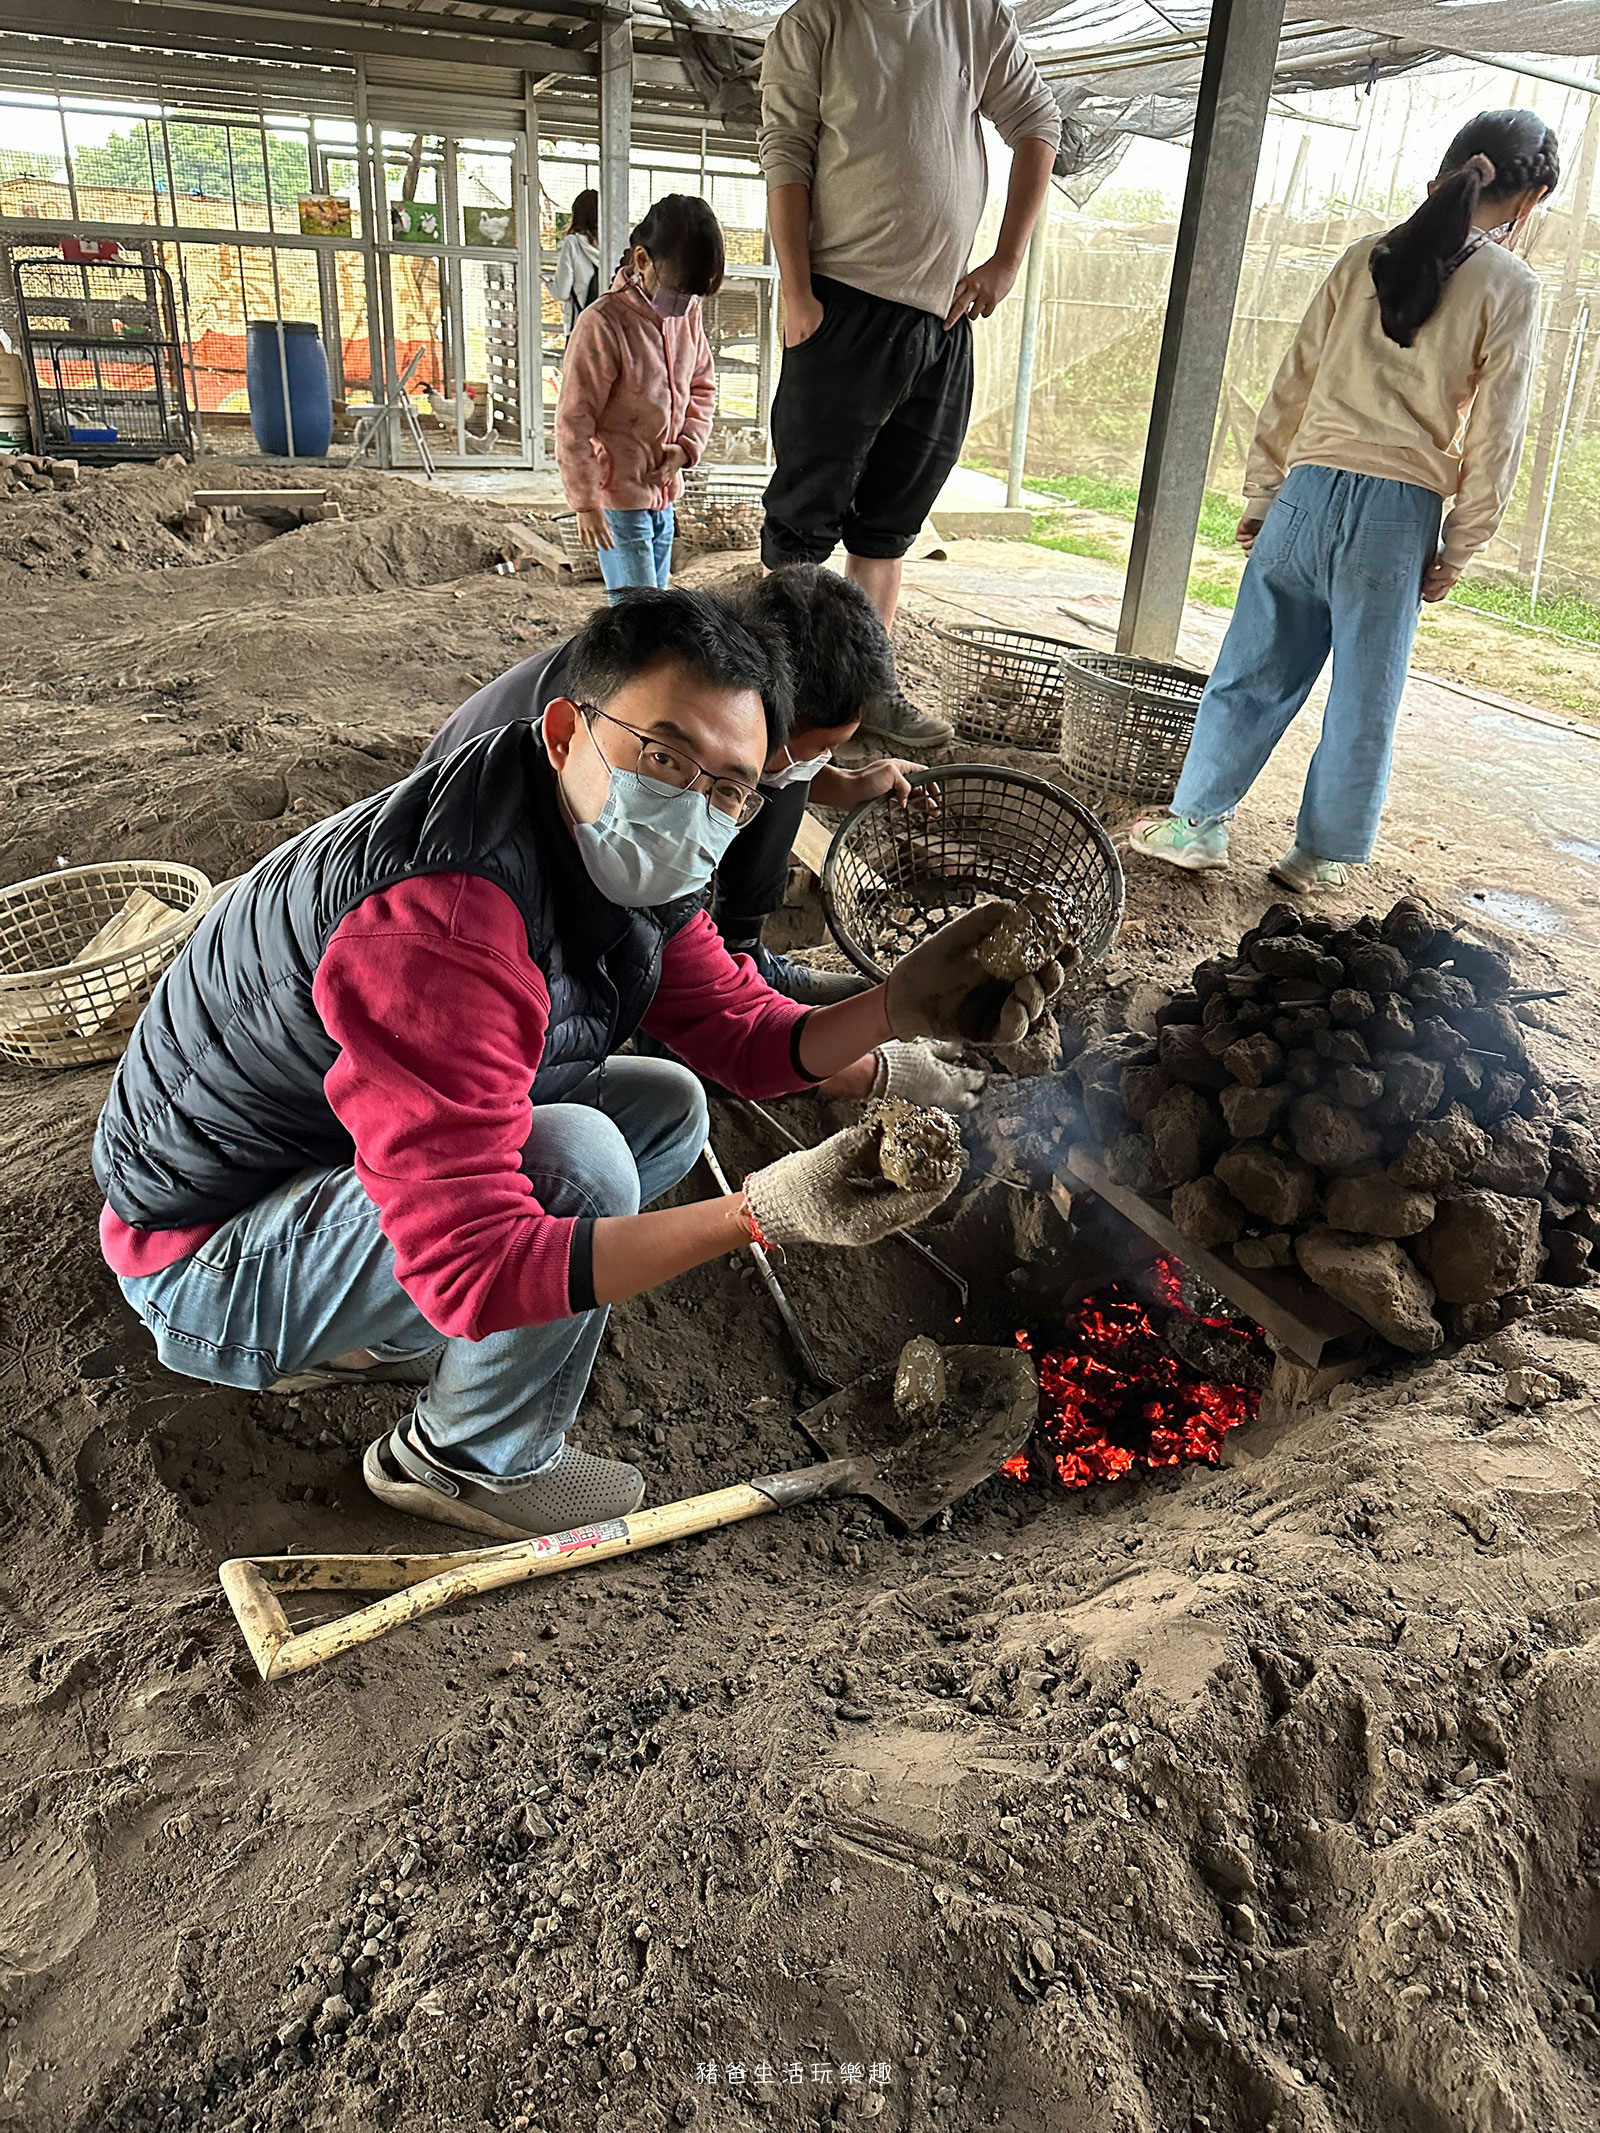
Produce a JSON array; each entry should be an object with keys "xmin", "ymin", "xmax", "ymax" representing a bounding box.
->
[
  {"xmin": 1531, "ymin": 303, "xmax": 1587, "ymax": 613},
  {"xmin": 738, "ymin": 1101, "xmax": 971, "ymax": 1313},
  {"xmin": 701, "ymin": 1136, "xmax": 839, "ymax": 1391},
  {"xmin": 1005, "ymin": 211, "xmax": 1049, "ymax": 511}
]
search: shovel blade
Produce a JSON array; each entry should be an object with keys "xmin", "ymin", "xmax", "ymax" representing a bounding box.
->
[{"xmin": 795, "ymin": 1345, "xmax": 1037, "ymax": 1532}]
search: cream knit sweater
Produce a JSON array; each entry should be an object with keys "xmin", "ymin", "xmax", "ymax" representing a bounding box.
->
[{"xmin": 1245, "ymin": 233, "xmax": 1543, "ymax": 567}]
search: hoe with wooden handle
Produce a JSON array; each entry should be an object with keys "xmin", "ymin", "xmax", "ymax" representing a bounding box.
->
[{"xmin": 220, "ymin": 1347, "xmax": 1037, "ymax": 1682}]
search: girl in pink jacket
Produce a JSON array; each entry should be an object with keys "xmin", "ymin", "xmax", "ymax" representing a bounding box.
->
[{"xmin": 556, "ymin": 194, "xmax": 722, "ymax": 600}]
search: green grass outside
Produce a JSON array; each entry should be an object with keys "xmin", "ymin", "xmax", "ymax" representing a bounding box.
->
[{"xmin": 1025, "ymin": 469, "xmax": 1243, "ymax": 552}]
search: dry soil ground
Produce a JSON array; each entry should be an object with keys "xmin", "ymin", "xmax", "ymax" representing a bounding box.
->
[{"xmin": 0, "ymin": 462, "xmax": 1598, "ymax": 2133}]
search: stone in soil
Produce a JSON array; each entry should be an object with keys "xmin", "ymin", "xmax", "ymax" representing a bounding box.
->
[
  {"xmin": 1170, "ymin": 1175, "xmax": 1248, "ymax": 1249},
  {"xmin": 1323, "ymin": 1172, "xmax": 1436, "ymax": 1239},
  {"xmin": 1414, "ymin": 1190, "xmax": 1544, "ymax": 1305},
  {"xmin": 1295, "ymin": 1227, "xmax": 1443, "ymax": 1352},
  {"xmin": 1215, "ymin": 1145, "xmax": 1318, "ymax": 1227}
]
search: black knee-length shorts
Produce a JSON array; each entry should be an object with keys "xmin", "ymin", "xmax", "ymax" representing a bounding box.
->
[{"xmin": 761, "ymin": 275, "xmax": 973, "ymax": 568}]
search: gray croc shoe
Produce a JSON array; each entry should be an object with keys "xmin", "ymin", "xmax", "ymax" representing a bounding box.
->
[{"xmin": 362, "ymin": 1426, "xmax": 646, "ymax": 1541}]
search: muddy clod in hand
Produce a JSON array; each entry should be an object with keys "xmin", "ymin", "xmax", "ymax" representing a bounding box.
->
[
  {"xmin": 863, "ymin": 1098, "xmax": 965, "ymax": 1193},
  {"xmin": 893, "ymin": 1335, "xmax": 947, "ymax": 1422},
  {"xmin": 975, "ymin": 890, "xmax": 1080, "ymax": 982}
]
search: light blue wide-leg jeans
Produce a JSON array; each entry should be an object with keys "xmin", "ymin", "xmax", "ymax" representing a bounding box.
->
[
  {"xmin": 598, "ymin": 505, "xmax": 675, "ymax": 601},
  {"xmin": 1170, "ymin": 464, "xmax": 1443, "ymax": 863},
  {"xmin": 116, "ymin": 1058, "xmax": 708, "ymax": 1486}
]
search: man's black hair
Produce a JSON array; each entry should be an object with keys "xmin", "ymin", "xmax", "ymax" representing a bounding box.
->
[
  {"xmin": 731, "ymin": 565, "xmax": 895, "ymax": 736},
  {"xmin": 563, "ymin": 586, "xmax": 791, "ymax": 755}
]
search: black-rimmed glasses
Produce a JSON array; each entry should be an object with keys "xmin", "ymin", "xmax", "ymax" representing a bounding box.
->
[{"xmin": 579, "ymin": 704, "xmax": 766, "ymax": 827}]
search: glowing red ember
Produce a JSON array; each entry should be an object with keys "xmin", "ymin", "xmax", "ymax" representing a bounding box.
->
[{"xmin": 1007, "ymin": 1255, "xmax": 1266, "ymax": 1491}]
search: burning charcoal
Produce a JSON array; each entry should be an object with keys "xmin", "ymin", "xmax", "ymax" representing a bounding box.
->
[
  {"xmin": 1215, "ymin": 1145, "xmax": 1317, "ymax": 1227},
  {"xmin": 1288, "ymin": 1094, "xmax": 1383, "ymax": 1175},
  {"xmin": 1249, "ymin": 933, "xmax": 1327, "ymax": 979},
  {"xmin": 1315, "ymin": 1028, "xmax": 1371, "ymax": 1066},
  {"xmin": 1324, "ymin": 1172, "xmax": 1435, "ymax": 1239},
  {"xmin": 1370, "ymin": 1052, "xmax": 1446, "ymax": 1126},
  {"xmin": 975, "ymin": 891, "xmax": 1079, "ymax": 982},
  {"xmin": 1391, "ymin": 1106, "xmax": 1491, "ymax": 1193},
  {"xmin": 1155, "ymin": 991, "xmax": 1203, "ymax": 1028},
  {"xmin": 1329, "ymin": 987, "xmax": 1374, "ymax": 1026},
  {"xmin": 1408, "ymin": 969, "xmax": 1476, "ymax": 1015},
  {"xmin": 1294, "ymin": 1228, "xmax": 1443, "ymax": 1353},
  {"xmin": 1121, "ymin": 1062, "xmax": 1173, "ymax": 1124},
  {"xmin": 1346, "ymin": 943, "xmax": 1412, "ymax": 994},
  {"xmin": 1221, "ymin": 1033, "xmax": 1284, "ymax": 1088},
  {"xmin": 1543, "ymin": 1227, "xmax": 1595, "ymax": 1286},
  {"xmin": 1105, "ymin": 1132, "xmax": 1165, "ymax": 1194},
  {"xmin": 1166, "ymin": 1314, "xmax": 1272, "ymax": 1391},
  {"xmin": 1147, "ymin": 1086, "xmax": 1226, "ymax": 1186},
  {"xmin": 1550, "ymin": 1123, "xmax": 1600, "ymax": 1202},
  {"xmin": 1233, "ymin": 1232, "xmax": 1294, "ymax": 1269},
  {"xmin": 1192, "ymin": 957, "xmax": 1233, "ymax": 1000},
  {"xmin": 1201, "ymin": 1018, "xmax": 1244, "ymax": 1060},
  {"xmin": 1366, "ymin": 992, "xmax": 1416, "ymax": 1048},
  {"xmin": 1445, "ymin": 938, "xmax": 1513, "ymax": 1000},
  {"xmin": 1171, "ymin": 1175, "xmax": 1248, "ymax": 1248},
  {"xmin": 1221, "ymin": 1081, "xmax": 1291, "ymax": 1140},
  {"xmin": 1415, "ymin": 1191, "xmax": 1543, "ymax": 1304},
  {"xmin": 1287, "ymin": 1048, "xmax": 1322, "ymax": 1089},
  {"xmin": 1470, "ymin": 1117, "xmax": 1551, "ymax": 1197},
  {"xmin": 893, "ymin": 1336, "xmax": 946, "ymax": 1422},
  {"xmin": 1382, "ymin": 896, "xmax": 1446, "ymax": 958},
  {"xmin": 1158, "ymin": 1024, "xmax": 1229, "ymax": 1091},
  {"xmin": 866, "ymin": 1099, "xmax": 964, "ymax": 1192},
  {"xmin": 1336, "ymin": 1066, "xmax": 1384, "ymax": 1109}
]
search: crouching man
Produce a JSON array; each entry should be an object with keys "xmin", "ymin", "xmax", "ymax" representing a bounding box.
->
[{"xmin": 94, "ymin": 590, "xmax": 1059, "ymax": 1542}]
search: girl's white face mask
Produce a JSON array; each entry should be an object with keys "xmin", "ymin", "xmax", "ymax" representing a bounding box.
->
[{"xmin": 763, "ymin": 747, "xmax": 832, "ymax": 790}]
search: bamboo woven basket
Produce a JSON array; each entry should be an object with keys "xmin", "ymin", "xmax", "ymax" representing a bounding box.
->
[{"xmin": 0, "ymin": 860, "xmax": 213, "ymax": 1068}]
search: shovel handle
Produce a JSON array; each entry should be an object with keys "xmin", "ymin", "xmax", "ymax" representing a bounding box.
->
[{"xmin": 221, "ymin": 1459, "xmax": 860, "ymax": 1682}]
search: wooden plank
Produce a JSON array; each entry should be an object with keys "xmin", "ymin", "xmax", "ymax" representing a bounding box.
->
[
  {"xmin": 193, "ymin": 488, "xmax": 326, "ymax": 511},
  {"xmin": 790, "ymin": 809, "xmax": 833, "ymax": 877},
  {"xmin": 1062, "ymin": 1146, "xmax": 1365, "ymax": 1369}
]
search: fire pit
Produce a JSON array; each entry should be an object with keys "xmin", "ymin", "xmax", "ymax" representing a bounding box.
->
[{"xmin": 1007, "ymin": 1253, "xmax": 1270, "ymax": 1490}]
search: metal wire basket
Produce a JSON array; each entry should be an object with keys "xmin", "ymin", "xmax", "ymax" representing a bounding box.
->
[
  {"xmin": 676, "ymin": 466, "xmax": 765, "ymax": 550},
  {"xmin": 0, "ymin": 860, "xmax": 213, "ymax": 1068},
  {"xmin": 820, "ymin": 767, "xmax": 1124, "ymax": 994},
  {"xmin": 554, "ymin": 513, "xmax": 605, "ymax": 583},
  {"xmin": 937, "ymin": 624, "xmax": 1084, "ymax": 749},
  {"xmin": 1060, "ymin": 651, "xmax": 1208, "ymax": 815}
]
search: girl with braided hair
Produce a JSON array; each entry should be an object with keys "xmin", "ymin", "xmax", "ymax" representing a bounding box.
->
[{"xmin": 1133, "ymin": 108, "xmax": 1559, "ymax": 894}]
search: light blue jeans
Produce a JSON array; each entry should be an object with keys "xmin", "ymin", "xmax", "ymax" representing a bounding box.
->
[
  {"xmin": 1171, "ymin": 464, "xmax": 1444, "ymax": 864},
  {"xmin": 116, "ymin": 1059, "xmax": 708, "ymax": 1486},
  {"xmin": 598, "ymin": 505, "xmax": 675, "ymax": 600}
]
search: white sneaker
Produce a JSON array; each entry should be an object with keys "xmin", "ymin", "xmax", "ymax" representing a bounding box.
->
[{"xmin": 1270, "ymin": 845, "xmax": 1350, "ymax": 894}]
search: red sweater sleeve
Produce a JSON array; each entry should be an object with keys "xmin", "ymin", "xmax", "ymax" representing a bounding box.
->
[
  {"xmin": 313, "ymin": 873, "xmax": 583, "ymax": 1337},
  {"xmin": 641, "ymin": 908, "xmax": 815, "ymax": 1097}
]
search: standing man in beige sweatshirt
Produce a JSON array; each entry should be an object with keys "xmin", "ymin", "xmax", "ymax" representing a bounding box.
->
[{"xmin": 758, "ymin": 0, "xmax": 1061, "ymax": 748}]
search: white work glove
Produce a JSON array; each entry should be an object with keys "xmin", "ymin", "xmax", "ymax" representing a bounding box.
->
[
  {"xmin": 883, "ymin": 898, "xmax": 1074, "ymax": 1049},
  {"xmin": 745, "ymin": 1124, "xmax": 960, "ymax": 1249},
  {"xmin": 870, "ymin": 1039, "xmax": 986, "ymax": 1112}
]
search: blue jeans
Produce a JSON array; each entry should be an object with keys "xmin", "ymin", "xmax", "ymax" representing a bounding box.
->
[
  {"xmin": 1171, "ymin": 464, "xmax": 1443, "ymax": 864},
  {"xmin": 598, "ymin": 506, "xmax": 674, "ymax": 600},
  {"xmin": 116, "ymin": 1059, "xmax": 708, "ymax": 1486}
]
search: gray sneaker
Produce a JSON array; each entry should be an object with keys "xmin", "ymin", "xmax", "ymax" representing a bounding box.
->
[
  {"xmin": 856, "ymin": 688, "xmax": 955, "ymax": 750},
  {"xmin": 363, "ymin": 1426, "xmax": 645, "ymax": 1541}
]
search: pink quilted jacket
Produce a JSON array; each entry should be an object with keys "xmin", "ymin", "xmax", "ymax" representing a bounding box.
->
[{"xmin": 555, "ymin": 275, "xmax": 716, "ymax": 512}]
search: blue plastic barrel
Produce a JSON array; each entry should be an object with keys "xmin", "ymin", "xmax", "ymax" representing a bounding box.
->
[{"xmin": 245, "ymin": 318, "xmax": 333, "ymax": 458}]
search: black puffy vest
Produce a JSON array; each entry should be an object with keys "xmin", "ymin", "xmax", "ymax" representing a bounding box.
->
[{"xmin": 93, "ymin": 723, "xmax": 695, "ymax": 1229}]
